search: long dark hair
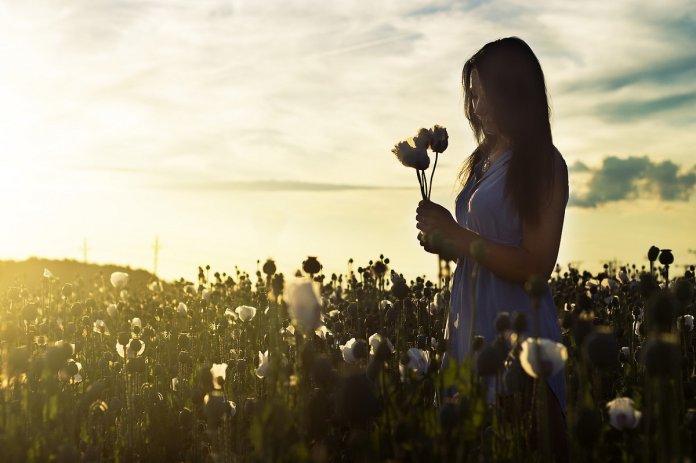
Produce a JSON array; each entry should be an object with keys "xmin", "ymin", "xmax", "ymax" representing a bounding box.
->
[{"xmin": 459, "ymin": 37, "xmax": 557, "ymax": 227}]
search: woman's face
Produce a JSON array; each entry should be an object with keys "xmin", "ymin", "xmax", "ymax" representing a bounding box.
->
[{"xmin": 469, "ymin": 68, "xmax": 498, "ymax": 136}]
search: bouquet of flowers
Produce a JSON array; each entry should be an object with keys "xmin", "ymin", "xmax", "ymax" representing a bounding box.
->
[{"xmin": 391, "ymin": 125, "xmax": 448, "ymax": 200}]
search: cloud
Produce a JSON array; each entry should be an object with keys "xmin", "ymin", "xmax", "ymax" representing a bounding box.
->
[
  {"xmin": 568, "ymin": 161, "xmax": 590, "ymax": 173},
  {"xmin": 595, "ymin": 90, "xmax": 696, "ymax": 123},
  {"xmin": 158, "ymin": 179, "xmax": 411, "ymax": 192},
  {"xmin": 570, "ymin": 156, "xmax": 696, "ymax": 207}
]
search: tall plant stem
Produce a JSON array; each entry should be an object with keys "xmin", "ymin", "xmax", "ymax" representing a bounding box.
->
[{"xmin": 428, "ymin": 152, "xmax": 439, "ymax": 201}]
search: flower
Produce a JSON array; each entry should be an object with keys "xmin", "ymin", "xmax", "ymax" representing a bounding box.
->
[
  {"xmin": 340, "ymin": 338, "xmax": 359, "ymax": 363},
  {"xmin": 176, "ymin": 302, "xmax": 188, "ymax": 316},
  {"xmin": 148, "ymin": 280, "xmax": 163, "ymax": 292},
  {"xmin": 677, "ymin": 314, "xmax": 694, "ymax": 332},
  {"xmin": 224, "ymin": 308, "xmax": 237, "ymax": 320},
  {"xmin": 400, "ymin": 348, "xmax": 430, "ymax": 379},
  {"xmin": 210, "ymin": 363, "xmax": 228, "ymax": 390},
  {"xmin": 106, "ymin": 303, "xmax": 117, "ymax": 318},
  {"xmin": 58, "ymin": 359, "xmax": 82, "ymax": 383},
  {"xmin": 429, "ymin": 125, "xmax": 449, "ymax": 152},
  {"xmin": 235, "ymin": 305, "xmax": 257, "ymax": 322},
  {"xmin": 314, "ymin": 325, "xmax": 332, "ymax": 340},
  {"xmin": 368, "ymin": 333, "xmax": 395, "ymax": 357},
  {"xmin": 606, "ymin": 397, "xmax": 641, "ymax": 430},
  {"xmin": 412, "ymin": 127, "xmax": 433, "ymax": 150},
  {"xmin": 284, "ymin": 278, "xmax": 322, "ymax": 331},
  {"xmin": 519, "ymin": 338, "xmax": 568, "ymax": 379},
  {"xmin": 131, "ymin": 318, "xmax": 142, "ymax": 330},
  {"xmin": 110, "ymin": 272, "xmax": 129, "ymax": 289},
  {"xmin": 93, "ymin": 319, "xmax": 110, "ymax": 335},
  {"xmin": 116, "ymin": 339, "xmax": 145, "ymax": 359},
  {"xmin": 392, "ymin": 140, "xmax": 430, "ymax": 170},
  {"xmin": 256, "ymin": 350, "xmax": 269, "ymax": 378}
]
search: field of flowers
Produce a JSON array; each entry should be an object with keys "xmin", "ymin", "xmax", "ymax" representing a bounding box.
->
[{"xmin": 0, "ymin": 248, "xmax": 694, "ymax": 462}]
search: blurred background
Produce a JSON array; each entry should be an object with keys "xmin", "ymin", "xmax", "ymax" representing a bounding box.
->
[{"xmin": 0, "ymin": 0, "xmax": 694, "ymax": 282}]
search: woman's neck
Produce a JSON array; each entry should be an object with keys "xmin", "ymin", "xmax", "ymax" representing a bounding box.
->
[{"xmin": 488, "ymin": 138, "xmax": 511, "ymax": 163}]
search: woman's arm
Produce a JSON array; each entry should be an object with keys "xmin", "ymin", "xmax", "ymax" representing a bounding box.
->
[{"xmin": 416, "ymin": 158, "xmax": 568, "ymax": 284}]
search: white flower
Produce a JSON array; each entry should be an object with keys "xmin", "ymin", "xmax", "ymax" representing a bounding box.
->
[
  {"xmin": 93, "ymin": 319, "xmax": 109, "ymax": 335},
  {"xmin": 519, "ymin": 338, "xmax": 568, "ymax": 379},
  {"xmin": 400, "ymin": 348, "xmax": 430, "ymax": 379},
  {"xmin": 328, "ymin": 309, "xmax": 340, "ymax": 318},
  {"xmin": 148, "ymin": 280, "xmax": 163, "ymax": 292},
  {"xmin": 634, "ymin": 320, "xmax": 643, "ymax": 337},
  {"xmin": 54, "ymin": 340, "xmax": 76, "ymax": 356},
  {"xmin": 106, "ymin": 303, "xmax": 118, "ymax": 318},
  {"xmin": 235, "ymin": 305, "xmax": 257, "ymax": 322},
  {"xmin": 678, "ymin": 315, "xmax": 694, "ymax": 332},
  {"xmin": 284, "ymin": 278, "xmax": 322, "ymax": 330},
  {"xmin": 58, "ymin": 359, "xmax": 82, "ymax": 383},
  {"xmin": 110, "ymin": 272, "xmax": 129, "ymax": 289},
  {"xmin": 368, "ymin": 333, "xmax": 395, "ymax": 356},
  {"xmin": 392, "ymin": 140, "xmax": 430, "ymax": 170},
  {"xmin": 176, "ymin": 302, "xmax": 188, "ymax": 316},
  {"xmin": 43, "ymin": 268, "xmax": 55, "ymax": 279},
  {"xmin": 256, "ymin": 350, "xmax": 269, "ymax": 378},
  {"xmin": 171, "ymin": 377, "xmax": 179, "ymax": 391},
  {"xmin": 116, "ymin": 339, "xmax": 145, "ymax": 359},
  {"xmin": 131, "ymin": 318, "xmax": 142, "ymax": 330},
  {"xmin": 340, "ymin": 338, "xmax": 358, "ymax": 363},
  {"xmin": 224, "ymin": 307, "xmax": 237, "ymax": 320},
  {"xmin": 607, "ymin": 397, "xmax": 641, "ymax": 430},
  {"xmin": 314, "ymin": 325, "xmax": 332, "ymax": 340},
  {"xmin": 211, "ymin": 363, "xmax": 228, "ymax": 390}
]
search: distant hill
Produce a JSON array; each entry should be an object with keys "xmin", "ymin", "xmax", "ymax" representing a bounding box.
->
[{"xmin": 0, "ymin": 258, "xmax": 158, "ymax": 292}]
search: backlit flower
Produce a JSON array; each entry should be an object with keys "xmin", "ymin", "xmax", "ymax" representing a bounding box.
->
[
  {"xmin": 400, "ymin": 347, "xmax": 430, "ymax": 379},
  {"xmin": 110, "ymin": 272, "xmax": 129, "ymax": 289},
  {"xmin": 606, "ymin": 397, "xmax": 641, "ymax": 430},
  {"xmin": 368, "ymin": 333, "xmax": 395, "ymax": 357},
  {"xmin": 284, "ymin": 278, "xmax": 322, "ymax": 331},
  {"xmin": 211, "ymin": 363, "xmax": 228, "ymax": 390},
  {"xmin": 235, "ymin": 305, "xmax": 257, "ymax": 322},
  {"xmin": 93, "ymin": 319, "xmax": 110, "ymax": 335},
  {"xmin": 519, "ymin": 338, "xmax": 567, "ymax": 379},
  {"xmin": 256, "ymin": 350, "xmax": 269, "ymax": 378},
  {"xmin": 392, "ymin": 140, "xmax": 430, "ymax": 170}
]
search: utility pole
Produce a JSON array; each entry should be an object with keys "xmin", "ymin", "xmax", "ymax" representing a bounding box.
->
[
  {"xmin": 81, "ymin": 239, "xmax": 90, "ymax": 263},
  {"xmin": 152, "ymin": 235, "xmax": 160, "ymax": 276}
]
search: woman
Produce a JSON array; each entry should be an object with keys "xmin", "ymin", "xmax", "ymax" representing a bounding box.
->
[{"xmin": 415, "ymin": 37, "xmax": 569, "ymax": 457}]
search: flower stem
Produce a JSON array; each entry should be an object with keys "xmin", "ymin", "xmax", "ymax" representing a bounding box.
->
[
  {"xmin": 428, "ymin": 152, "xmax": 439, "ymax": 201},
  {"xmin": 416, "ymin": 170, "xmax": 426, "ymax": 200}
]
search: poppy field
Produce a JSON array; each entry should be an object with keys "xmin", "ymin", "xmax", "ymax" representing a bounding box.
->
[{"xmin": 0, "ymin": 248, "xmax": 694, "ymax": 462}]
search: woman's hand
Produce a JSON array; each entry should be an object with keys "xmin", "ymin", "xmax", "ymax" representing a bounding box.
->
[{"xmin": 416, "ymin": 200, "xmax": 458, "ymax": 237}]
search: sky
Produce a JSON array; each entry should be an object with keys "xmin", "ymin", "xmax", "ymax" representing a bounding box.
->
[{"xmin": 0, "ymin": 0, "xmax": 694, "ymax": 283}]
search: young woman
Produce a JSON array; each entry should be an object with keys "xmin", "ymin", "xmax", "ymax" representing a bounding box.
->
[{"xmin": 415, "ymin": 37, "xmax": 569, "ymax": 458}]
